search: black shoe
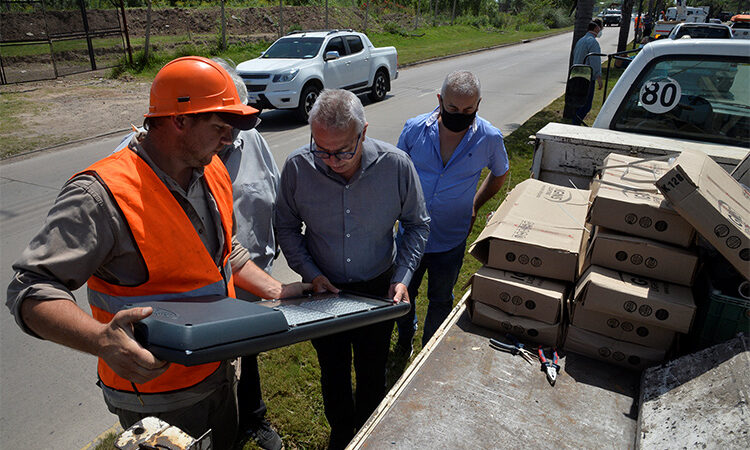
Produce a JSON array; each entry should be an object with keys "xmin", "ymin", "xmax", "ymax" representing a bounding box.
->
[{"xmin": 245, "ymin": 419, "xmax": 283, "ymax": 450}]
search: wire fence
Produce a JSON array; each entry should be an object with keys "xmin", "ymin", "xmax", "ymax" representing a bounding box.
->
[{"xmin": 1, "ymin": 0, "xmax": 128, "ymax": 83}]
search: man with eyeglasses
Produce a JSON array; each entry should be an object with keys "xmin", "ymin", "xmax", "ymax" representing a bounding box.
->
[{"xmin": 275, "ymin": 89, "xmax": 430, "ymax": 450}]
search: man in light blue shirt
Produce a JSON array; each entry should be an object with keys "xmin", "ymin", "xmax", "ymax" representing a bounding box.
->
[
  {"xmin": 572, "ymin": 21, "xmax": 604, "ymax": 125},
  {"xmin": 396, "ymin": 70, "xmax": 509, "ymax": 352}
]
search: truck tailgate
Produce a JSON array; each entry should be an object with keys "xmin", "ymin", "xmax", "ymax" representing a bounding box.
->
[{"xmin": 351, "ymin": 292, "xmax": 640, "ymax": 449}]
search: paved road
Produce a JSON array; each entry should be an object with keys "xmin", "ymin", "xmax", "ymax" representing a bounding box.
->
[{"xmin": 0, "ymin": 29, "xmax": 627, "ymax": 448}]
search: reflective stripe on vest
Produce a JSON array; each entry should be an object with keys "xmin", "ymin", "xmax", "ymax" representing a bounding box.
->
[{"xmin": 80, "ymin": 147, "xmax": 236, "ymax": 394}]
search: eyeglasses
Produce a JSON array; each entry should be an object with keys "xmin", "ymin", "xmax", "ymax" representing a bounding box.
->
[{"xmin": 310, "ymin": 132, "xmax": 361, "ymax": 161}]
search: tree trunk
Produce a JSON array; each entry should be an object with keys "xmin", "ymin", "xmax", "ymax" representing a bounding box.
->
[
  {"xmin": 144, "ymin": 0, "xmax": 151, "ymax": 62},
  {"xmin": 569, "ymin": 0, "xmax": 595, "ymax": 68},
  {"xmin": 433, "ymin": 0, "xmax": 438, "ymax": 26},
  {"xmin": 415, "ymin": 0, "xmax": 420, "ymax": 29},
  {"xmin": 220, "ymin": 0, "xmax": 226, "ymax": 50},
  {"xmin": 618, "ymin": 0, "xmax": 634, "ymax": 52}
]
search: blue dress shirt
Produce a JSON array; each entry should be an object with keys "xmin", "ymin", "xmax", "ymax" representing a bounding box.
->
[{"xmin": 398, "ymin": 108, "xmax": 509, "ymax": 253}]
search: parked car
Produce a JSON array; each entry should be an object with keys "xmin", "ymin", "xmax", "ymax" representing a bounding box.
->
[
  {"xmin": 602, "ymin": 9, "xmax": 622, "ymax": 26},
  {"xmin": 729, "ymin": 14, "xmax": 750, "ymax": 39},
  {"xmin": 667, "ymin": 23, "xmax": 734, "ymax": 39},
  {"xmin": 236, "ymin": 29, "xmax": 398, "ymax": 121}
]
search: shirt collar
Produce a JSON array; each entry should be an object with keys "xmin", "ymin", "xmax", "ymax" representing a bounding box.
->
[{"xmin": 425, "ymin": 105, "xmax": 479, "ymax": 133}]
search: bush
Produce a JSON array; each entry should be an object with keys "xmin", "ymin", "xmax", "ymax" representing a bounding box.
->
[
  {"xmin": 540, "ymin": 7, "xmax": 573, "ymax": 28},
  {"xmin": 382, "ymin": 21, "xmax": 408, "ymax": 36},
  {"xmin": 456, "ymin": 14, "xmax": 490, "ymax": 29},
  {"xmin": 519, "ymin": 22, "xmax": 548, "ymax": 32}
]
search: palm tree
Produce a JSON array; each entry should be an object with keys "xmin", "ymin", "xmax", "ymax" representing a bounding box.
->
[{"xmin": 618, "ymin": 0, "xmax": 634, "ymax": 52}]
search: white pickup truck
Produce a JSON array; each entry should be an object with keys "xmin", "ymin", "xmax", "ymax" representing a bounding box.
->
[
  {"xmin": 537, "ymin": 39, "xmax": 749, "ymax": 184},
  {"xmin": 236, "ymin": 29, "xmax": 398, "ymax": 121}
]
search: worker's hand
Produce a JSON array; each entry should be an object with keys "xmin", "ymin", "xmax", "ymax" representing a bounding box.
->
[
  {"xmin": 311, "ymin": 275, "xmax": 340, "ymax": 294},
  {"xmin": 97, "ymin": 307, "xmax": 170, "ymax": 384},
  {"xmin": 389, "ymin": 282, "xmax": 410, "ymax": 304},
  {"xmin": 597, "ymin": 78, "xmax": 604, "ymax": 90},
  {"xmin": 279, "ymin": 281, "xmax": 314, "ymax": 298}
]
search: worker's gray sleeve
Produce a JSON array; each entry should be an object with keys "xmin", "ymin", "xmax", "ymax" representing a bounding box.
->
[{"xmin": 6, "ymin": 175, "xmax": 120, "ymax": 337}]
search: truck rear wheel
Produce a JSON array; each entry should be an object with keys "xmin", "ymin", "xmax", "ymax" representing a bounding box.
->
[
  {"xmin": 296, "ymin": 84, "xmax": 320, "ymax": 122},
  {"xmin": 368, "ymin": 70, "xmax": 389, "ymax": 102}
]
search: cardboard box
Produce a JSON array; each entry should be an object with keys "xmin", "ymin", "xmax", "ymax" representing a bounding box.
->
[
  {"xmin": 470, "ymin": 179, "xmax": 590, "ymax": 282},
  {"xmin": 655, "ymin": 149, "xmax": 750, "ymax": 279},
  {"xmin": 468, "ymin": 299, "xmax": 562, "ymax": 348},
  {"xmin": 470, "ymin": 266, "xmax": 568, "ymax": 324},
  {"xmin": 587, "ymin": 227, "xmax": 699, "ymax": 286},
  {"xmin": 574, "ymin": 265, "xmax": 696, "ymax": 333},
  {"xmin": 568, "ymin": 298, "xmax": 677, "ymax": 349},
  {"xmin": 589, "ymin": 153, "xmax": 694, "ymax": 247},
  {"xmin": 564, "ymin": 325, "xmax": 667, "ymax": 371}
]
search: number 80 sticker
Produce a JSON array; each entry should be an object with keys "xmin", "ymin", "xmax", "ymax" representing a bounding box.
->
[{"xmin": 639, "ymin": 78, "xmax": 682, "ymax": 114}]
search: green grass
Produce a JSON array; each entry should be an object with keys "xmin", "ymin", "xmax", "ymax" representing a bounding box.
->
[
  {"xmin": 368, "ymin": 25, "xmax": 571, "ymax": 66},
  {"xmin": 0, "ymin": 93, "xmax": 54, "ymax": 158}
]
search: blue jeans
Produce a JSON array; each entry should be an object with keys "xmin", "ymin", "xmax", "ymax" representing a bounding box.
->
[
  {"xmin": 397, "ymin": 242, "xmax": 466, "ymax": 347},
  {"xmin": 573, "ymin": 81, "xmax": 596, "ymax": 125}
]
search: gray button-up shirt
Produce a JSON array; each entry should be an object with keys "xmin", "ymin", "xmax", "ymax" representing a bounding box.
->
[
  {"xmin": 220, "ymin": 129, "xmax": 280, "ymax": 275},
  {"xmin": 573, "ymin": 32, "xmax": 602, "ymax": 80},
  {"xmin": 275, "ymin": 137, "xmax": 430, "ymax": 286}
]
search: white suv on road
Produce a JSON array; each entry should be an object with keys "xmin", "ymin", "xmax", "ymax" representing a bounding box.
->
[{"xmin": 236, "ymin": 29, "xmax": 398, "ymax": 121}]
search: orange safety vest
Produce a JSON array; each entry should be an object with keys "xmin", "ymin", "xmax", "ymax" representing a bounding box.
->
[{"xmin": 81, "ymin": 147, "xmax": 236, "ymax": 393}]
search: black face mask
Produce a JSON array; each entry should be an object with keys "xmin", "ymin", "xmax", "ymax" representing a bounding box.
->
[{"xmin": 440, "ymin": 102, "xmax": 477, "ymax": 132}]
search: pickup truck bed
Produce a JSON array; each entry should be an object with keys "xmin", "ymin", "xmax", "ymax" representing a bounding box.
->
[{"xmin": 351, "ymin": 292, "xmax": 640, "ymax": 449}]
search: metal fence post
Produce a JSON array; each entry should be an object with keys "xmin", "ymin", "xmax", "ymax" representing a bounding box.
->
[{"xmin": 78, "ymin": 0, "xmax": 96, "ymax": 70}]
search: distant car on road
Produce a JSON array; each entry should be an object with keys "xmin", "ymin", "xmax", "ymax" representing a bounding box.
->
[
  {"xmin": 667, "ymin": 23, "xmax": 734, "ymax": 39},
  {"xmin": 236, "ymin": 29, "xmax": 398, "ymax": 121},
  {"xmin": 730, "ymin": 14, "xmax": 750, "ymax": 39},
  {"xmin": 602, "ymin": 9, "xmax": 622, "ymax": 26}
]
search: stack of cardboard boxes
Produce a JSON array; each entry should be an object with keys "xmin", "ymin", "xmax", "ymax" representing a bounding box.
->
[
  {"xmin": 567, "ymin": 153, "xmax": 698, "ymax": 370},
  {"xmin": 466, "ymin": 148, "xmax": 748, "ymax": 371},
  {"xmin": 467, "ymin": 178, "xmax": 591, "ymax": 348}
]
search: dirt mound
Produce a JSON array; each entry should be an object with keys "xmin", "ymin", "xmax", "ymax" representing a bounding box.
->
[{"xmin": 1, "ymin": 6, "xmax": 413, "ymax": 41}]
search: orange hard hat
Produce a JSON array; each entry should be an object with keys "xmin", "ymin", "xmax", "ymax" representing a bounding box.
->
[{"xmin": 146, "ymin": 56, "xmax": 258, "ymax": 129}]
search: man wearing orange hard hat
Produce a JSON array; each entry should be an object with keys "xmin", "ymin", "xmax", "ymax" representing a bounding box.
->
[{"xmin": 6, "ymin": 56, "xmax": 310, "ymax": 449}]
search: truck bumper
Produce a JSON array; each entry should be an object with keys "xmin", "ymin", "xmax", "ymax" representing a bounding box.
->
[{"xmin": 246, "ymin": 89, "xmax": 300, "ymax": 110}]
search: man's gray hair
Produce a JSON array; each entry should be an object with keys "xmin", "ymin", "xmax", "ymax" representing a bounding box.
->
[
  {"xmin": 212, "ymin": 57, "xmax": 249, "ymax": 105},
  {"xmin": 308, "ymin": 89, "xmax": 366, "ymax": 133},
  {"xmin": 441, "ymin": 70, "xmax": 481, "ymax": 98}
]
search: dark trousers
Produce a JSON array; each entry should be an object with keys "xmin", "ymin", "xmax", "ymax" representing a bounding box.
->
[
  {"xmin": 573, "ymin": 81, "xmax": 596, "ymax": 125},
  {"xmin": 312, "ymin": 269, "xmax": 394, "ymax": 450},
  {"xmin": 397, "ymin": 242, "xmax": 466, "ymax": 347},
  {"xmin": 237, "ymin": 354, "xmax": 267, "ymax": 429},
  {"xmin": 109, "ymin": 379, "xmax": 238, "ymax": 450}
]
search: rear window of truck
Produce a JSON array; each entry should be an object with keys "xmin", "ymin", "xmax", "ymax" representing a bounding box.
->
[{"xmin": 612, "ymin": 56, "xmax": 750, "ymax": 148}]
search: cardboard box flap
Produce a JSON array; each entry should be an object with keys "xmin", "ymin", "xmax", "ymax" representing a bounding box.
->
[
  {"xmin": 470, "ymin": 179, "xmax": 590, "ymax": 263},
  {"xmin": 474, "ymin": 266, "xmax": 569, "ymax": 299},
  {"xmin": 655, "ymin": 149, "xmax": 749, "ymax": 279},
  {"xmin": 592, "ymin": 228, "xmax": 693, "ymax": 255},
  {"xmin": 576, "ymin": 265, "xmax": 696, "ymax": 310},
  {"xmin": 471, "ymin": 266, "xmax": 567, "ymax": 324}
]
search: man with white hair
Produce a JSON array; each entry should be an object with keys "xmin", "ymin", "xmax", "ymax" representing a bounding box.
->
[
  {"xmin": 275, "ymin": 89, "xmax": 430, "ymax": 449},
  {"xmin": 395, "ymin": 70, "xmax": 509, "ymax": 353}
]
